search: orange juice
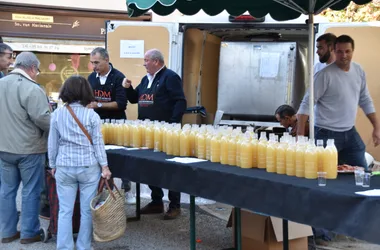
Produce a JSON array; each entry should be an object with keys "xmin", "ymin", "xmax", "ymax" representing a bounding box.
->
[
  {"xmin": 236, "ymin": 136, "xmax": 242, "ymax": 167},
  {"xmin": 304, "ymin": 142, "xmax": 318, "ymax": 179},
  {"xmin": 266, "ymin": 137, "xmax": 277, "ymax": 173},
  {"xmin": 166, "ymin": 127, "xmax": 174, "ymax": 155},
  {"xmin": 240, "ymin": 138, "xmax": 253, "ymax": 168},
  {"xmin": 145, "ymin": 125, "xmax": 154, "ymax": 149},
  {"xmin": 220, "ymin": 135, "xmax": 229, "ymax": 164},
  {"xmin": 295, "ymin": 139, "xmax": 306, "ymax": 178},
  {"xmin": 197, "ymin": 133, "xmax": 206, "ymax": 159},
  {"xmin": 205, "ymin": 130, "xmax": 214, "ymax": 161},
  {"xmin": 227, "ymin": 135, "xmax": 237, "ymax": 166},
  {"xmin": 154, "ymin": 124, "xmax": 162, "ymax": 152},
  {"xmin": 286, "ymin": 138, "xmax": 296, "ymax": 176},
  {"xmin": 323, "ymin": 139, "xmax": 338, "ymax": 179},
  {"xmin": 180, "ymin": 129, "xmax": 191, "ymax": 157},
  {"xmin": 122, "ymin": 123, "xmax": 130, "ymax": 147},
  {"xmin": 129, "ymin": 122, "xmax": 134, "ymax": 147},
  {"xmin": 189, "ymin": 126, "xmax": 198, "ymax": 157},
  {"xmin": 172, "ymin": 125, "xmax": 181, "ymax": 156},
  {"xmin": 132, "ymin": 124, "xmax": 142, "ymax": 148},
  {"xmin": 276, "ymin": 138, "xmax": 287, "ymax": 174},
  {"xmin": 210, "ymin": 133, "xmax": 221, "ymax": 163},
  {"xmin": 316, "ymin": 140, "xmax": 324, "ymax": 172},
  {"xmin": 251, "ymin": 135, "xmax": 258, "ymax": 168},
  {"xmin": 257, "ymin": 132, "xmax": 267, "ymax": 169}
]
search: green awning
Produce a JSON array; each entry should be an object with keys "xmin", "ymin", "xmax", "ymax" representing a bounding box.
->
[{"xmin": 127, "ymin": 0, "xmax": 372, "ymax": 20}]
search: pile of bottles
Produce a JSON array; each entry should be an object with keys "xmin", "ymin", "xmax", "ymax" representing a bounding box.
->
[{"xmin": 101, "ymin": 119, "xmax": 338, "ymax": 180}]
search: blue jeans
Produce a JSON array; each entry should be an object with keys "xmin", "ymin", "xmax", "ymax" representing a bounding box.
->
[
  {"xmin": 0, "ymin": 152, "xmax": 45, "ymax": 239},
  {"xmin": 315, "ymin": 126, "xmax": 367, "ymax": 169},
  {"xmin": 55, "ymin": 165, "xmax": 100, "ymax": 250}
]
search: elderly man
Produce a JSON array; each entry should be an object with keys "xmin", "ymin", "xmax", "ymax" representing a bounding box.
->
[
  {"xmin": 0, "ymin": 52, "xmax": 50, "ymax": 244},
  {"xmin": 275, "ymin": 104, "xmax": 309, "ymax": 137},
  {"xmin": 0, "ymin": 43, "xmax": 13, "ymax": 78},
  {"xmin": 123, "ymin": 48, "xmax": 187, "ymax": 220}
]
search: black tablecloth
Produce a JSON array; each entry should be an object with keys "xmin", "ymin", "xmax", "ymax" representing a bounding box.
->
[{"xmin": 107, "ymin": 149, "xmax": 380, "ymax": 244}]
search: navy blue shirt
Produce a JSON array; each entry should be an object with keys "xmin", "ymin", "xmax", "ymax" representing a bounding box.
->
[
  {"xmin": 126, "ymin": 67, "xmax": 186, "ymax": 123},
  {"xmin": 88, "ymin": 64, "xmax": 127, "ymax": 120}
]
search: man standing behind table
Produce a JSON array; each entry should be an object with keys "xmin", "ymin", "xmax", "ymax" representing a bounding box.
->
[
  {"xmin": 87, "ymin": 47, "xmax": 135, "ymax": 204},
  {"xmin": 0, "ymin": 52, "xmax": 50, "ymax": 244},
  {"xmin": 297, "ymin": 35, "xmax": 380, "ymax": 170},
  {"xmin": 122, "ymin": 48, "xmax": 187, "ymax": 220},
  {"xmin": 314, "ymin": 33, "xmax": 336, "ymax": 73}
]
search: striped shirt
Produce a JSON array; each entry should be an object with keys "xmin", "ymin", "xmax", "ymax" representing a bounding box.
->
[{"xmin": 48, "ymin": 102, "xmax": 108, "ymax": 168}]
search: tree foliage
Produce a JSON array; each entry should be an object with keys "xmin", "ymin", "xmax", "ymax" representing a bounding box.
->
[{"xmin": 319, "ymin": 0, "xmax": 380, "ymax": 22}]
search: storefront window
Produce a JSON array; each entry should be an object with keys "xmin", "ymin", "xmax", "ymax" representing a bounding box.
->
[
  {"xmin": 35, "ymin": 52, "xmax": 93, "ymax": 100},
  {"xmin": 11, "ymin": 52, "xmax": 93, "ymax": 100}
]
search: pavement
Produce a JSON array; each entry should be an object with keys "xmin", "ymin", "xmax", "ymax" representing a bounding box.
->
[{"xmin": 1, "ymin": 181, "xmax": 380, "ymax": 250}]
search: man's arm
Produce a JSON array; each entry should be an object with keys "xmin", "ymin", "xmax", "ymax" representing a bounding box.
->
[
  {"xmin": 122, "ymin": 78, "xmax": 139, "ymax": 104},
  {"xmin": 296, "ymin": 71, "xmax": 329, "ymax": 136},
  {"xmin": 166, "ymin": 74, "xmax": 187, "ymax": 123},
  {"xmin": 359, "ymin": 70, "xmax": 380, "ymax": 146},
  {"xmin": 21, "ymin": 86, "xmax": 51, "ymax": 133}
]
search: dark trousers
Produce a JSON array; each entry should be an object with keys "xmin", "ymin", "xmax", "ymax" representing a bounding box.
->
[
  {"xmin": 313, "ymin": 126, "xmax": 367, "ymax": 240},
  {"xmin": 149, "ymin": 185, "xmax": 181, "ymax": 209},
  {"xmin": 315, "ymin": 126, "xmax": 367, "ymax": 169}
]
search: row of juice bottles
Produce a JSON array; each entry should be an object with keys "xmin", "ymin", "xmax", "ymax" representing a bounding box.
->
[{"xmin": 101, "ymin": 119, "xmax": 338, "ymax": 180}]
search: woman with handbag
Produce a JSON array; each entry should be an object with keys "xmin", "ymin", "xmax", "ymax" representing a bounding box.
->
[{"xmin": 48, "ymin": 75, "xmax": 111, "ymax": 250}]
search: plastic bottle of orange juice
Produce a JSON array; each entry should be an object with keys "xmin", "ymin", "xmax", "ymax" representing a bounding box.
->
[
  {"xmin": 197, "ymin": 128, "xmax": 207, "ymax": 160},
  {"xmin": 227, "ymin": 132, "xmax": 237, "ymax": 166},
  {"xmin": 276, "ymin": 137, "xmax": 287, "ymax": 174},
  {"xmin": 266, "ymin": 135, "xmax": 277, "ymax": 173},
  {"xmin": 240, "ymin": 135, "xmax": 253, "ymax": 169},
  {"xmin": 220, "ymin": 134, "xmax": 229, "ymax": 165},
  {"xmin": 316, "ymin": 139, "xmax": 324, "ymax": 172},
  {"xmin": 189, "ymin": 125, "xmax": 199, "ymax": 157},
  {"xmin": 257, "ymin": 132, "xmax": 268, "ymax": 169},
  {"xmin": 205, "ymin": 126, "xmax": 214, "ymax": 161},
  {"xmin": 295, "ymin": 137, "xmax": 306, "ymax": 177},
  {"xmin": 153, "ymin": 122, "xmax": 162, "ymax": 152},
  {"xmin": 323, "ymin": 139, "xmax": 338, "ymax": 179},
  {"xmin": 251, "ymin": 133, "xmax": 258, "ymax": 168},
  {"xmin": 132, "ymin": 122, "xmax": 142, "ymax": 148},
  {"xmin": 304, "ymin": 140, "xmax": 318, "ymax": 179},
  {"xmin": 180, "ymin": 124, "xmax": 191, "ymax": 157},
  {"xmin": 145, "ymin": 122, "xmax": 154, "ymax": 149},
  {"xmin": 122, "ymin": 121, "xmax": 130, "ymax": 147},
  {"xmin": 166, "ymin": 125, "xmax": 174, "ymax": 155},
  {"xmin": 172, "ymin": 124, "xmax": 181, "ymax": 156},
  {"xmin": 286, "ymin": 137, "xmax": 296, "ymax": 176},
  {"xmin": 210, "ymin": 131, "xmax": 222, "ymax": 163}
]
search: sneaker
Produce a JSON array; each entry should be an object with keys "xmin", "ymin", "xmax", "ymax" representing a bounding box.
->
[{"xmin": 125, "ymin": 191, "xmax": 136, "ymax": 205}]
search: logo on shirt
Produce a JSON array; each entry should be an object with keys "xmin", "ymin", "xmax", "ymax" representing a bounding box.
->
[
  {"xmin": 94, "ymin": 90, "xmax": 111, "ymax": 102},
  {"xmin": 138, "ymin": 94, "xmax": 154, "ymax": 107}
]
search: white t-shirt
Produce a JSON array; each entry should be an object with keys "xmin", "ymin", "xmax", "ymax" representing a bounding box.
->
[{"xmin": 314, "ymin": 62, "xmax": 327, "ymax": 73}]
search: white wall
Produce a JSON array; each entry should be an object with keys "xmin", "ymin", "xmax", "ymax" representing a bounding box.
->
[{"xmin": 2, "ymin": 0, "xmax": 127, "ymax": 12}]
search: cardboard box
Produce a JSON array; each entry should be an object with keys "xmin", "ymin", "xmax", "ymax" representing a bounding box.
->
[{"xmin": 232, "ymin": 209, "xmax": 312, "ymax": 250}]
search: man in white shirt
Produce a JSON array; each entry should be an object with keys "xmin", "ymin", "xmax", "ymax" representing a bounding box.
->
[{"xmin": 313, "ymin": 33, "xmax": 336, "ymax": 73}]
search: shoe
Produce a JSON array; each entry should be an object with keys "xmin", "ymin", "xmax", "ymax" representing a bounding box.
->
[
  {"xmin": 125, "ymin": 191, "xmax": 136, "ymax": 205},
  {"xmin": 140, "ymin": 202, "xmax": 164, "ymax": 214},
  {"xmin": 39, "ymin": 205, "xmax": 50, "ymax": 220},
  {"xmin": 1, "ymin": 231, "xmax": 20, "ymax": 243},
  {"xmin": 163, "ymin": 207, "xmax": 181, "ymax": 220},
  {"xmin": 20, "ymin": 228, "xmax": 48, "ymax": 244}
]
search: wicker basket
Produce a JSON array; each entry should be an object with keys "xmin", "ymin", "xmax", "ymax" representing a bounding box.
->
[{"xmin": 90, "ymin": 178, "xmax": 126, "ymax": 242}]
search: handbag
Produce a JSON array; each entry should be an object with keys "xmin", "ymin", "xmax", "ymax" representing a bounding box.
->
[{"xmin": 90, "ymin": 178, "xmax": 126, "ymax": 242}]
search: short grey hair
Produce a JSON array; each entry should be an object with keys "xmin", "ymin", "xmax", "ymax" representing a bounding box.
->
[
  {"xmin": 91, "ymin": 47, "xmax": 109, "ymax": 60},
  {"xmin": 14, "ymin": 52, "xmax": 40, "ymax": 71},
  {"xmin": 146, "ymin": 49, "xmax": 164, "ymax": 64},
  {"xmin": 0, "ymin": 43, "xmax": 13, "ymax": 54}
]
